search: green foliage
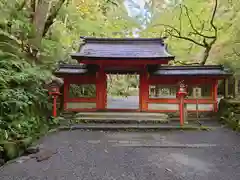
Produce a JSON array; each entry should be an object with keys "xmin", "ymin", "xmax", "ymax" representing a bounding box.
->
[
  {"xmin": 107, "ymin": 75, "xmax": 139, "ymax": 97},
  {"xmin": 0, "ymin": 31, "xmax": 52, "ymax": 160},
  {"xmin": 212, "ymin": 0, "xmax": 240, "ymax": 72},
  {"xmin": 218, "ymin": 99, "xmax": 240, "ymax": 131},
  {"xmin": 69, "ymin": 84, "xmax": 96, "ymax": 98}
]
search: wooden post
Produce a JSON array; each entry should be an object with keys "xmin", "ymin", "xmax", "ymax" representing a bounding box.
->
[
  {"xmin": 49, "ymin": 88, "xmax": 60, "ymax": 117},
  {"xmin": 96, "ymin": 66, "xmax": 107, "ymax": 110},
  {"xmin": 234, "ymin": 76, "xmax": 239, "ymax": 98},
  {"xmin": 177, "ymin": 81, "xmax": 187, "ymax": 126},
  {"xmin": 196, "ymin": 97, "xmax": 199, "ymax": 119},
  {"xmin": 224, "ymin": 78, "xmax": 229, "ymax": 98},
  {"xmin": 155, "ymin": 85, "xmax": 160, "ymax": 97},
  {"xmin": 184, "ymin": 103, "xmax": 188, "ymax": 124},
  {"xmin": 213, "ymin": 81, "xmax": 218, "ymax": 112},
  {"xmin": 59, "ymin": 85, "xmax": 64, "ymax": 111},
  {"xmin": 53, "ymin": 96, "xmax": 57, "ymax": 117},
  {"xmin": 104, "ymin": 72, "xmax": 107, "ymax": 108},
  {"xmin": 139, "ymin": 67, "xmax": 148, "ymax": 111},
  {"xmin": 179, "ymin": 96, "xmax": 184, "ymax": 126},
  {"xmin": 63, "ymin": 80, "xmax": 69, "ymax": 111},
  {"xmin": 96, "ymin": 69, "xmax": 101, "ymax": 109}
]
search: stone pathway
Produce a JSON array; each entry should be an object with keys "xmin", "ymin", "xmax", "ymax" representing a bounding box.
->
[{"xmin": 0, "ymin": 127, "xmax": 240, "ymax": 180}]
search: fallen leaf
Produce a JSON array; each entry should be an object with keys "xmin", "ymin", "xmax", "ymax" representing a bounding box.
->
[{"xmin": 165, "ymin": 168, "xmax": 172, "ymax": 172}]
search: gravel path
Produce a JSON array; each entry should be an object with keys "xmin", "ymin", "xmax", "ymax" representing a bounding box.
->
[{"xmin": 0, "ymin": 127, "xmax": 240, "ymax": 180}]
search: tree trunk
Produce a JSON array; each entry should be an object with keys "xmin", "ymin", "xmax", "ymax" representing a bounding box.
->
[
  {"xmin": 31, "ymin": 0, "xmax": 51, "ymax": 50},
  {"xmin": 200, "ymin": 46, "xmax": 211, "ymax": 65}
]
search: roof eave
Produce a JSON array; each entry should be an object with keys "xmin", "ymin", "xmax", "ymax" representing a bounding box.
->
[
  {"xmin": 158, "ymin": 65, "xmax": 224, "ymax": 70},
  {"xmin": 151, "ymin": 73, "xmax": 232, "ymax": 77},
  {"xmin": 71, "ymin": 54, "xmax": 175, "ymax": 61}
]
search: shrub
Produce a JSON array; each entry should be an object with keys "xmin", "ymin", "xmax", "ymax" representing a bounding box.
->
[{"xmin": 0, "ymin": 32, "xmax": 53, "ymax": 161}]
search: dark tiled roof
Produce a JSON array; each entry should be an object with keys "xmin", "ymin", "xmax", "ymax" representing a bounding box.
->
[
  {"xmin": 54, "ymin": 64, "xmax": 88, "ymax": 75},
  {"xmin": 151, "ymin": 65, "xmax": 232, "ymax": 76},
  {"xmin": 54, "ymin": 64, "xmax": 232, "ymax": 77},
  {"xmin": 71, "ymin": 37, "xmax": 175, "ymax": 60}
]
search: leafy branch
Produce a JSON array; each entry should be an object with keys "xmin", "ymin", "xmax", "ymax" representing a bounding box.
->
[
  {"xmin": 5, "ymin": 0, "xmax": 27, "ymax": 33},
  {"xmin": 152, "ymin": 0, "xmax": 218, "ymax": 65},
  {"xmin": 233, "ymin": 48, "xmax": 240, "ymax": 57},
  {"xmin": 43, "ymin": 0, "xmax": 66, "ymax": 37},
  {"xmin": 182, "ymin": 4, "xmax": 216, "ymax": 39}
]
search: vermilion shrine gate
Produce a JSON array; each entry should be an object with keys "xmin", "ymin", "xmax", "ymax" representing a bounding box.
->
[{"xmin": 55, "ymin": 37, "xmax": 231, "ymax": 114}]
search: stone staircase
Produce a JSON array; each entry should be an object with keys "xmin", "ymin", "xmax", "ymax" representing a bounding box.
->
[{"xmin": 59, "ymin": 112, "xmax": 211, "ymax": 131}]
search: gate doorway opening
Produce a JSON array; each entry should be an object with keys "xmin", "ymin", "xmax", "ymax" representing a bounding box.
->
[{"xmin": 106, "ymin": 74, "xmax": 140, "ymax": 110}]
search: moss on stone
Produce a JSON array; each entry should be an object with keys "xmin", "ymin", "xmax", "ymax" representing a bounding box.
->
[{"xmin": 2, "ymin": 142, "xmax": 19, "ymax": 160}]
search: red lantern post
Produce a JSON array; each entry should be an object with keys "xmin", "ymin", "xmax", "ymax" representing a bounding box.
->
[
  {"xmin": 48, "ymin": 86, "xmax": 61, "ymax": 117},
  {"xmin": 176, "ymin": 81, "xmax": 188, "ymax": 126}
]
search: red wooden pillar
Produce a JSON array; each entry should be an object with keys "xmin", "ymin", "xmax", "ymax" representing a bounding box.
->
[
  {"xmin": 63, "ymin": 79, "xmax": 69, "ymax": 111},
  {"xmin": 53, "ymin": 96, "xmax": 57, "ymax": 117},
  {"xmin": 213, "ymin": 80, "xmax": 218, "ymax": 112},
  {"xmin": 139, "ymin": 66, "xmax": 149, "ymax": 111},
  {"xmin": 179, "ymin": 96, "xmax": 184, "ymax": 126},
  {"xmin": 96, "ymin": 66, "xmax": 107, "ymax": 110},
  {"xmin": 103, "ymin": 72, "xmax": 107, "ymax": 108}
]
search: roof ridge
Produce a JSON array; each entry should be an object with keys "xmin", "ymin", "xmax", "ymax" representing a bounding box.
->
[{"xmin": 80, "ymin": 36, "xmax": 165, "ymax": 44}]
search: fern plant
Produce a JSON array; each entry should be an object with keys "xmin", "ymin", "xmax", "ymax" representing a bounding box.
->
[{"xmin": 0, "ymin": 31, "xmax": 51, "ymax": 151}]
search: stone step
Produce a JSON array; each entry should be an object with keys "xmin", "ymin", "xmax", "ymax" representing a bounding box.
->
[
  {"xmin": 73, "ymin": 117, "xmax": 169, "ymax": 124},
  {"xmin": 75, "ymin": 116, "xmax": 215, "ymax": 121},
  {"xmin": 61, "ymin": 111, "xmax": 76, "ymax": 118},
  {"xmin": 61, "ymin": 112, "xmax": 215, "ymax": 124},
  {"xmin": 58, "ymin": 123, "xmax": 203, "ymax": 131},
  {"xmin": 75, "ymin": 112, "xmax": 168, "ymax": 118},
  {"xmin": 171, "ymin": 117, "xmax": 217, "ymax": 121}
]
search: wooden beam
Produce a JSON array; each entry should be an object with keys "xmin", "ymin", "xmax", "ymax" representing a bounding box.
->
[
  {"xmin": 65, "ymin": 98, "xmax": 97, "ymax": 103},
  {"xmin": 147, "ymin": 98, "xmax": 215, "ymax": 104},
  {"xmin": 62, "ymin": 75, "xmax": 96, "ymax": 84}
]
